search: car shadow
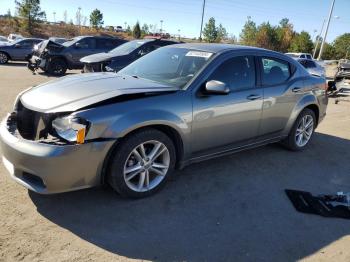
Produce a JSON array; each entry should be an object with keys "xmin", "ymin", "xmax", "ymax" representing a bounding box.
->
[{"xmin": 29, "ymin": 132, "xmax": 350, "ymax": 261}]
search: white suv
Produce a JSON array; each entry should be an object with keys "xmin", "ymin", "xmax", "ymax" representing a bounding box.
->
[{"xmin": 286, "ymin": 52, "xmax": 313, "ymax": 59}]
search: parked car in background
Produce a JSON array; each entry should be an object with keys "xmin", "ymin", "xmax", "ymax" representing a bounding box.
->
[
  {"xmin": 81, "ymin": 39, "xmax": 178, "ymax": 73},
  {"xmin": 286, "ymin": 52, "xmax": 313, "ymax": 59},
  {"xmin": 0, "ymin": 38, "xmax": 43, "ymax": 64},
  {"xmin": 0, "ymin": 36, "xmax": 9, "ymax": 44},
  {"xmin": 297, "ymin": 58, "xmax": 325, "ymax": 78},
  {"xmin": 27, "ymin": 36, "xmax": 127, "ymax": 75},
  {"xmin": 7, "ymin": 34, "xmax": 24, "ymax": 42},
  {"xmin": 0, "ymin": 44, "xmax": 328, "ymax": 198}
]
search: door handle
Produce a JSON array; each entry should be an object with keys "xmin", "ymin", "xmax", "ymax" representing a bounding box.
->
[
  {"xmin": 292, "ymin": 87, "xmax": 302, "ymax": 93},
  {"xmin": 247, "ymin": 94, "xmax": 261, "ymax": 100}
]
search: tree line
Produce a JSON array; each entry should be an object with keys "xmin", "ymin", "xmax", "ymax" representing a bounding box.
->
[
  {"xmin": 203, "ymin": 16, "xmax": 350, "ymax": 60},
  {"xmin": 9, "ymin": 1, "xmax": 350, "ymax": 60}
]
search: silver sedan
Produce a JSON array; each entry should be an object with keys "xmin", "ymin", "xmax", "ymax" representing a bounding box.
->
[{"xmin": 0, "ymin": 44, "xmax": 328, "ymax": 198}]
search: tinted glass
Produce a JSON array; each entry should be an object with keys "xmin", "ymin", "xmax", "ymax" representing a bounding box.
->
[
  {"xmin": 78, "ymin": 38, "xmax": 95, "ymax": 49},
  {"xmin": 306, "ymin": 54, "xmax": 312, "ymax": 59},
  {"xmin": 119, "ymin": 47, "xmax": 213, "ymax": 88},
  {"xmin": 299, "ymin": 60, "xmax": 316, "ymax": 68},
  {"xmin": 109, "ymin": 40, "xmax": 152, "ymax": 55},
  {"xmin": 208, "ymin": 56, "xmax": 255, "ymax": 91},
  {"xmin": 97, "ymin": 39, "xmax": 115, "ymax": 49},
  {"xmin": 261, "ymin": 57, "xmax": 290, "ymax": 85},
  {"xmin": 18, "ymin": 40, "xmax": 34, "ymax": 48}
]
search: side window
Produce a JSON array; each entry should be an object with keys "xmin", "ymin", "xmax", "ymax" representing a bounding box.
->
[
  {"xmin": 208, "ymin": 56, "xmax": 255, "ymax": 91},
  {"xmin": 261, "ymin": 57, "xmax": 290, "ymax": 85},
  {"xmin": 306, "ymin": 54, "xmax": 312, "ymax": 59},
  {"xmin": 18, "ymin": 40, "xmax": 32, "ymax": 48},
  {"xmin": 97, "ymin": 39, "xmax": 115, "ymax": 49},
  {"xmin": 77, "ymin": 38, "xmax": 95, "ymax": 49},
  {"xmin": 300, "ymin": 54, "xmax": 305, "ymax": 58}
]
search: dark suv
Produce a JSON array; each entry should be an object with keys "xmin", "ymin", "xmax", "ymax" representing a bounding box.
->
[
  {"xmin": 80, "ymin": 38, "xmax": 178, "ymax": 73},
  {"xmin": 27, "ymin": 36, "xmax": 126, "ymax": 75}
]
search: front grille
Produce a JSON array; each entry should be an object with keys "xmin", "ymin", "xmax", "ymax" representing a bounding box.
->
[{"xmin": 16, "ymin": 101, "xmax": 55, "ymax": 140}]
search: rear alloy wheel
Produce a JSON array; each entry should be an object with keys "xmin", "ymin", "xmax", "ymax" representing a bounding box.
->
[
  {"xmin": 107, "ymin": 129, "xmax": 176, "ymax": 198},
  {"xmin": 48, "ymin": 58, "xmax": 67, "ymax": 76},
  {"xmin": 282, "ymin": 108, "xmax": 316, "ymax": 151},
  {"xmin": 0, "ymin": 52, "xmax": 9, "ymax": 64}
]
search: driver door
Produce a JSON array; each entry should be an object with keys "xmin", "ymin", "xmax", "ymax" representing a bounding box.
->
[
  {"xmin": 71, "ymin": 38, "xmax": 96, "ymax": 65},
  {"xmin": 191, "ymin": 55, "xmax": 263, "ymax": 156}
]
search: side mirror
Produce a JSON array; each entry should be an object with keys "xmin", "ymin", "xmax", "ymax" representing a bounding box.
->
[
  {"xmin": 14, "ymin": 43, "xmax": 20, "ymax": 48},
  {"xmin": 204, "ymin": 80, "xmax": 230, "ymax": 95},
  {"xmin": 75, "ymin": 42, "xmax": 82, "ymax": 48},
  {"xmin": 138, "ymin": 50, "xmax": 146, "ymax": 57}
]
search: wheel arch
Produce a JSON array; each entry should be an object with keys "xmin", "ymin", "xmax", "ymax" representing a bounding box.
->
[
  {"xmin": 100, "ymin": 124, "xmax": 185, "ymax": 185},
  {"xmin": 0, "ymin": 51, "xmax": 11, "ymax": 60},
  {"xmin": 283, "ymin": 95, "xmax": 320, "ymax": 135}
]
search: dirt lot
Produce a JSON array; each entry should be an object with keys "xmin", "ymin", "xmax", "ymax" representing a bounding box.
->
[{"xmin": 0, "ymin": 63, "xmax": 350, "ymax": 262}]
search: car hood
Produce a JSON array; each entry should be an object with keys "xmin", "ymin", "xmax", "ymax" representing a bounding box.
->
[
  {"xmin": 20, "ymin": 73, "xmax": 178, "ymax": 113},
  {"xmin": 80, "ymin": 52, "xmax": 124, "ymax": 63}
]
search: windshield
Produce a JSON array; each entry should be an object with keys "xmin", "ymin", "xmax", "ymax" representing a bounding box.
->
[
  {"xmin": 62, "ymin": 37, "xmax": 79, "ymax": 47},
  {"xmin": 109, "ymin": 40, "xmax": 151, "ymax": 55},
  {"xmin": 118, "ymin": 47, "xmax": 213, "ymax": 88}
]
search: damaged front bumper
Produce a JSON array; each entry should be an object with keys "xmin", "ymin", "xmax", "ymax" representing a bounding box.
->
[
  {"xmin": 0, "ymin": 115, "xmax": 115, "ymax": 194},
  {"xmin": 27, "ymin": 55, "xmax": 46, "ymax": 72}
]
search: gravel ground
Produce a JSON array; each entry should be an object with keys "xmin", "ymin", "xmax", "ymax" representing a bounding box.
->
[{"xmin": 0, "ymin": 63, "xmax": 350, "ymax": 262}]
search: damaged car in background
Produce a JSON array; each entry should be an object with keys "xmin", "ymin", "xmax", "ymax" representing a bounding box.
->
[
  {"xmin": 0, "ymin": 44, "xmax": 328, "ymax": 198},
  {"xmin": 80, "ymin": 38, "xmax": 178, "ymax": 73},
  {"xmin": 334, "ymin": 59, "xmax": 350, "ymax": 87},
  {"xmin": 27, "ymin": 35, "xmax": 126, "ymax": 76}
]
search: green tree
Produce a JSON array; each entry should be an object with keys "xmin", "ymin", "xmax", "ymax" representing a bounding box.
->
[
  {"xmin": 203, "ymin": 17, "xmax": 218, "ymax": 43},
  {"xmin": 217, "ymin": 23, "xmax": 228, "ymax": 42},
  {"xmin": 89, "ymin": 9, "xmax": 103, "ymax": 29},
  {"xmin": 314, "ymin": 42, "xmax": 336, "ymax": 60},
  {"xmin": 126, "ymin": 25, "xmax": 132, "ymax": 35},
  {"xmin": 255, "ymin": 22, "xmax": 278, "ymax": 50},
  {"xmin": 289, "ymin": 31, "xmax": 313, "ymax": 53},
  {"xmin": 333, "ymin": 33, "xmax": 350, "ymax": 59},
  {"xmin": 141, "ymin": 23, "xmax": 149, "ymax": 36},
  {"xmin": 275, "ymin": 18, "xmax": 294, "ymax": 52},
  {"xmin": 239, "ymin": 16, "xmax": 257, "ymax": 46},
  {"xmin": 15, "ymin": 0, "xmax": 46, "ymax": 33},
  {"xmin": 133, "ymin": 22, "xmax": 141, "ymax": 38}
]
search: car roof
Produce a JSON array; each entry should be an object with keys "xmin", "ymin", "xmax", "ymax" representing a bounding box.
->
[{"xmin": 166, "ymin": 43, "xmax": 271, "ymax": 54}]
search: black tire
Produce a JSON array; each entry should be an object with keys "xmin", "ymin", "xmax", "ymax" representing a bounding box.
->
[
  {"xmin": 282, "ymin": 108, "xmax": 316, "ymax": 151},
  {"xmin": 107, "ymin": 128, "xmax": 176, "ymax": 198},
  {"xmin": 48, "ymin": 58, "xmax": 67, "ymax": 76},
  {"xmin": 0, "ymin": 52, "xmax": 9, "ymax": 64}
]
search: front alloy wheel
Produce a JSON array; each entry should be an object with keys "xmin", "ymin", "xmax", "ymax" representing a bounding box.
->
[
  {"xmin": 107, "ymin": 128, "xmax": 176, "ymax": 198},
  {"xmin": 124, "ymin": 141, "xmax": 170, "ymax": 192},
  {"xmin": 0, "ymin": 52, "xmax": 9, "ymax": 64}
]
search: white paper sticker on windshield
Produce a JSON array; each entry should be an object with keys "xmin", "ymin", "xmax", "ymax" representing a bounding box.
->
[{"xmin": 185, "ymin": 51, "xmax": 213, "ymax": 58}]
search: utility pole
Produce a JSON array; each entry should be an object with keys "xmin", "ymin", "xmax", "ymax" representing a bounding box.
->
[
  {"xmin": 178, "ymin": 29, "xmax": 181, "ymax": 41},
  {"xmin": 199, "ymin": 0, "xmax": 206, "ymax": 41},
  {"xmin": 317, "ymin": 0, "xmax": 335, "ymax": 60},
  {"xmin": 160, "ymin": 20, "xmax": 163, "ymax": 34},
  {"xmin": 53, "ymin": 11, "xmax": 56, "ymax": 23},
  {"xmin": 313, "ymin": 19, "xmax": 325, "ymax": 58}
]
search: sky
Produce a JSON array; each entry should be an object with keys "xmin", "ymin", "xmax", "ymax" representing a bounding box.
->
[{"xmin": 1, "ymin": 0, "xmax": 349, "ymax": 42}]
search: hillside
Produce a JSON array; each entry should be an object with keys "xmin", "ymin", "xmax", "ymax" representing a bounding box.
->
[{"xmin": 0, "ymin": 17, "xmax": 131, "ymax": 40}]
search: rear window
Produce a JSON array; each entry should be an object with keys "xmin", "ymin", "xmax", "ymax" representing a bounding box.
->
[
  {"xmin": 261, "ymin": 57, "xmax": 291, "ymax": 85},
  {"xmin": 299, "ymin": 60, "xmax": 316, "ymax": 69}
]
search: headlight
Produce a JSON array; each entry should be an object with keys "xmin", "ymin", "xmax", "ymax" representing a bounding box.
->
[{"xmin": 52, "ymin": 116, "xmax": 89, "ymax": 144}]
